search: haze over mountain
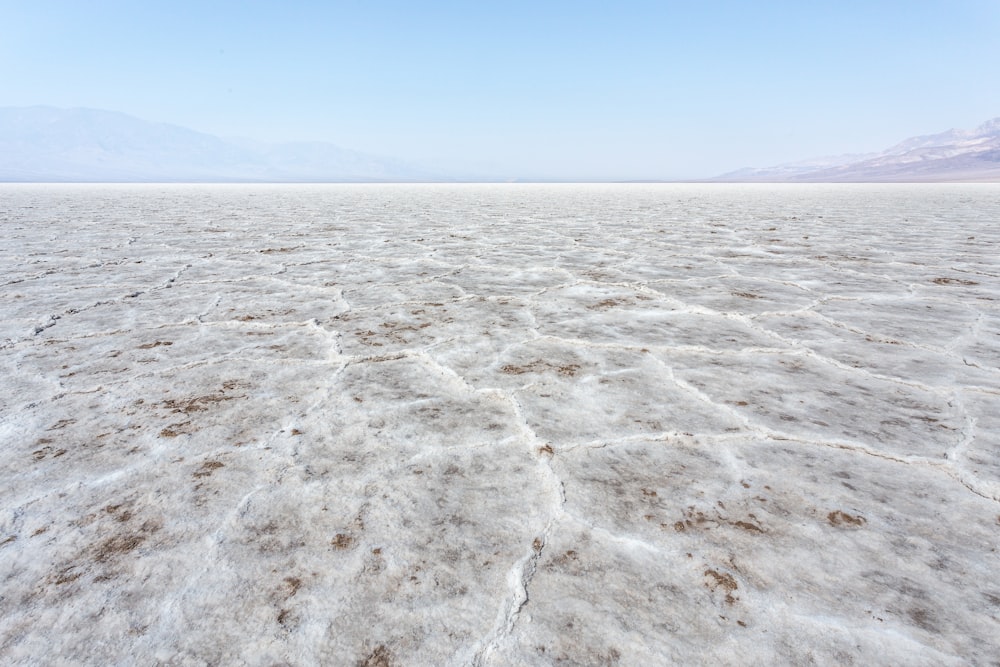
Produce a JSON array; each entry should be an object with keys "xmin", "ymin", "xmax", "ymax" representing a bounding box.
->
[
  {"xmin": 0, "ymin": 106, "xmax": 438, "ymax": 182},
  {"xmin": 715, "ymin": 117, "xmax": 1000, "ymax": 182},
  {"xmin": 4, "ymin": 106, "xmax": 1000, "ymax": 183}
]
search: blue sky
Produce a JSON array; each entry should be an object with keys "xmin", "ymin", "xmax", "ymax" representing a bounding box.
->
[{"xmin": 2, "ymin": 1, "xmax": 999, "ymax": 179}]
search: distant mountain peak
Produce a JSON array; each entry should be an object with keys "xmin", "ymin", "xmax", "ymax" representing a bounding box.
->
[
  {"xmin": 714, "ymin": 117, "xmax": 1000, "ymax": 183},
  {"xmin": 0, "ymin": 106, "xmax": 438, "ymax": 182},
  {"xmin": 973, "ymin": 117, "xmax": 1000, "ymax": 136}
]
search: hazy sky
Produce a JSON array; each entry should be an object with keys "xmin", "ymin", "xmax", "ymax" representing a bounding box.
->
[{"xmin": 2, "ymin": 1, "xmax": 999, "ymax": 179}]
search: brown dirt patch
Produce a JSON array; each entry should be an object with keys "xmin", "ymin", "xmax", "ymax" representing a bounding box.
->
[
  {"xmin": 932, "ymin": 277, "xmax": 978, "ymax": 286},
  {"xmin": 704, "ymin": 569, "xmax": 739, "ymax": 604},
  {"xmin": 501, "ymin": 359, "xmax": 581, "ymax": 377},
  {"xmin": 827, "ymin": 510, "xmax": 866, "ymax": 527}
]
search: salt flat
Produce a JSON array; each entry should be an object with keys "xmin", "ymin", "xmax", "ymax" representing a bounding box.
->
[{"xmin": 1, "ymin": 183, "xmax": 998, "ymax": 666}]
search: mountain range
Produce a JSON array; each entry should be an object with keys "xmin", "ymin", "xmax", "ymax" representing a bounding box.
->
[
  {"xmin": 715, "ymin": 117, "xmax": 1000, "ymax": 182},
  {"xmin": 2, "ymin": 106, "xmax": 999, "ymax": 182},
  {"xmin": 0, "ymin": 106, "xmax": 437, "ymax": 182}
]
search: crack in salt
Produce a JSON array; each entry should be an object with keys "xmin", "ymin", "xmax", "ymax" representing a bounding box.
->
[{"xmin": 470, "ymin": 389, "xmax": 567, "ymax": 665}]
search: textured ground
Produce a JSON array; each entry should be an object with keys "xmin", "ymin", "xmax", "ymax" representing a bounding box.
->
[{"xmin": 1, "ymin": 183, "xmax": 998, "ymax": 666}]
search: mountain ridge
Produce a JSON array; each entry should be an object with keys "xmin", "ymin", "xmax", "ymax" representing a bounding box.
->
[
  {"xmin": 0, "ymin": 106, "xmax": 438, "ymax": 182},
  {"xmin": 5, "ymin": 106, "xmax": 1000, "ymax": 183},
  {"xmin": 714, "ymin": 117, "xmax": 1000, "ymax": 182}
]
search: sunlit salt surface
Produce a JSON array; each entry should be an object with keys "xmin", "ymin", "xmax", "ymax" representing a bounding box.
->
[{"xmin": 1, "ymin": 183, "xmax": 999, "ymax": 665}]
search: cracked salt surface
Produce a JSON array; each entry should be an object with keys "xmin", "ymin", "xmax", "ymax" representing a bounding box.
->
[{"xmin": 1, "ymin": 183, "xmax": 999, "ymax": 665}]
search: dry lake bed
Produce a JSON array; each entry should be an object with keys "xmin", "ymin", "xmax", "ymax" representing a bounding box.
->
[{"xmin": 1, "ymin": 183, "xmax": 999, "ymax": 665}]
